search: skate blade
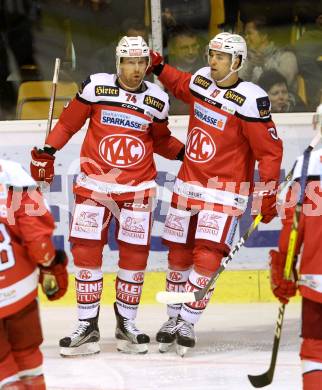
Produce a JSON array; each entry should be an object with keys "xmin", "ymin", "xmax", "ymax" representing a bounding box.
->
[
  {"xmin": 158, "ymin": 342, "xmax": 174, "ymax": 353},
  {"xmin": 116, "ymin": 339, "xmax": 148, "ymax": 354},
  {"xmin": 176, "ymin": 344, "xmax": 190, "ymax": 357},
  {"xmin": 60, "ymin": 342, "xmax": 100, "ymax": 357}
]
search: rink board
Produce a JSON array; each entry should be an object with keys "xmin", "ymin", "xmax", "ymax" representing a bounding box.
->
[
  {"xmin": 0, "ymin": 113, "xmax": 315, "ymax": 275},
  {"xmin": 37, "ymin": 270, "xmax": 301, "ymax": 305}
]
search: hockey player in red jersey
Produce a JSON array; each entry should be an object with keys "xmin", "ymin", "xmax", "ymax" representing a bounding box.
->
[
  {"xmin": 0, "ymin": 159, "xmax": 68, "ymax": 390},
  {"xmin": 270, "ymin": 110, "xmax": 322, "ymax": 390},
  {"xmin": 149, "ymin": 32, "xmax": 283, "ymax": 356},
  {"xmin": 30, "ymin": 36, "xmax": 184, "ymax": 356}
]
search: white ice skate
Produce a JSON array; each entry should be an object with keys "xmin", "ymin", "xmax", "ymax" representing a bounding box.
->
[
  {"xmin": 156, "ymin": 317, "xmax": 178, "ymax": 353},
  {"xmin": 175, "ymin": 316, "xmax": 196, "ymax": 357},
  {"xmin": 114, "ymin": 303, "xmax": 150, "ymax": 354},
  {"xmin": 59, "ymin": 316, "xmax": 100, "ymax": 357}
]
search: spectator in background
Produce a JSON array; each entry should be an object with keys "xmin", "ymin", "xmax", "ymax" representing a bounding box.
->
[
  {"xmin": 161, "ymin": 0, "xmax": 210, "ymax": 45},
  {"xmin": 258, "ymin": 70, "xmax": 308, "ymax": 113},
  {"xmin": 0, "ymin": 0, "xmax": 41, "ymax": 120},
  {"xmin": 294, "ymin": 1, "xmax": 322, "ymax": 110},
  {"xmin": 167, "ymin": 25, "xmax": 205, "ymax": 73},
  {"xmin": 91, "ymin": 18, "xmax": 148, "ymax": 74},
  {"xmin": 240, "ymin": 18, "xmax": 299, "ymax": 93},
  {"xmin": 167, "ymin": 25, "xmax": 206, "ymax": 115}
]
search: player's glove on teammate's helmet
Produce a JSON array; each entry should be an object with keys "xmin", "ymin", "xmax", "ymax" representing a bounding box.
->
[{"xmin": 146, "ymin": 50, "xmax": 165, "ymax": 76}]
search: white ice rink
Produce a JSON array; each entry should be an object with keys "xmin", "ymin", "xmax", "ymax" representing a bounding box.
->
[{"xmin": 41, "ymin": 303, "xmax": 302, "ymax": 390}]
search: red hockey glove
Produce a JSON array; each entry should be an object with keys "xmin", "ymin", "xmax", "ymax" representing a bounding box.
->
[
  {"xmin": 146, "ymin": 50, "xmax": 165, "ymax": 75},
  {"xmin": 253, "ymin": 188, "xmax": 278, "ymax": 224},
  {"xmin": 39, "ymin": 250, "xmax": 68, "ymax": 301},
  {"xmin": 269, "ymin": 249, "xmax": 297, "ymax": 304},
  {"xmin": 30, "ymin": 147, "xmax": 56, "ymax": 184}
]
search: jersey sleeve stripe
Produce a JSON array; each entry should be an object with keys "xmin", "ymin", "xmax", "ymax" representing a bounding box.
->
[{"xmin": 235, "ymin": 111, "xmax": 272, "ymax": 123}]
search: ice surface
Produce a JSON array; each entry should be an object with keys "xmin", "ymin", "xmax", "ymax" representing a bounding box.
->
[{"xmin": 41, "ymin": 303, "xmax": 302, "ymax": 390}]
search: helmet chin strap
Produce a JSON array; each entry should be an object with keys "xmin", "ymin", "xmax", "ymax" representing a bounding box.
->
[{"xmin": 212, "ymin": 55, "xmax": 243, "ymax": 84}]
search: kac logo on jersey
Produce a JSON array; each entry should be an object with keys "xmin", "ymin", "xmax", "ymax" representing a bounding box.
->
[
  {"xmin": 99, "ymin": 134, "xmax": 145, "ymax": 167},
  {"xmin": 186, "ymin": 127, "xmax": 216, "ymax": 163},
  {"xmin": 194, "ymin": 102, "xmax": 227, "ymax": 131}
]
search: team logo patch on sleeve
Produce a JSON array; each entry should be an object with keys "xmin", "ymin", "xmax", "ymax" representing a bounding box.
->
[
  {"xmin": 143, "ymin": 95, "xmax": 165, "ymax": 112},
  {"xmin": 256, "ymin": 96, "xmax": 271, "ymax": 117},
  {"xmin": 223, "ymin": 90, "xmax": 246, "ymax": 106},
  {"xmin": 79, "ymin": 75, "xmax": 91, "ymax": 94},
  {"xmin": 95, "ymin": 85, "xmax": 119, "ymax": 96},
  {"xmin": 193, "ymin": 75, "xmax": 212, "ymax": 90}
]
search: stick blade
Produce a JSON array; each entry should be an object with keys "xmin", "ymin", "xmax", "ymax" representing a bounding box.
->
[
  {"xmin": 156, "ymin": 291, "xmax": 196, "ymax": 304},
  {"xmin": 248, "ymin": 372, "xmax": 273, "ymax": 388}
]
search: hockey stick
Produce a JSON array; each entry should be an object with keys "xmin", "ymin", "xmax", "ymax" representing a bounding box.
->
[
  {"xmin": 46, "ymin": 57, "xmax": 61, "ymax": 138},
  {"xmin": 39, "ymin": 58, "xmax": 61, "ymax": 296},
  {"xmin": 39, "ymin": 58, "xmax": 60, "ymax": 181},
  {"xmin": 248, "ymin": 138, "xmax": 318, "ymax": 388},
  {"xmin": 156, "ymin": 214, "xmax": 263, "ymax": 305}
]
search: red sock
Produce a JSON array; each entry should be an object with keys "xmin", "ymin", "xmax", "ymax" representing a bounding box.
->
[{"xmin": 303, "ymin": 371, "xmax": 322, "ymax": 390}]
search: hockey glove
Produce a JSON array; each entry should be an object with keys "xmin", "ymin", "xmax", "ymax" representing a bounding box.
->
[
  {"xmin": 252, "ymin": 188, "xmax": 278, "ymax": 224},
  {"xmin": 39, "ymin": 250, "xmax": 68, "ymax": 301},
  {"xmin": 30, "ymin": 146, "xmax": 56, "ymax": 184},
  {"xmin": 269, "ymin": 249, "xmax": 297, "ymax": 304},
  {"xmin": 146, "ymin": 50, "xmax": 165, "ymax": 76}
]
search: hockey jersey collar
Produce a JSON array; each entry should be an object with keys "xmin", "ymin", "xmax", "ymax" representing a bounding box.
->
[
  {"xmin": 214, "ymin": 78, "xmax": 243, "ymax": 90},
  {"xmin": 115, "ymin": 77, "xmax": 148, "ymax": 94}
]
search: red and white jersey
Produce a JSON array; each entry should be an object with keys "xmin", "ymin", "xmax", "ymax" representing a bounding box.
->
[
  {"xmin": 279, "ymin": 149, "xmax": 322, "ymax": 303},
  {"xmin": 46, "ymin": 73, "xmax": 183, "ymax": 199},
  {"xmin": 0, "ymin": 159, "xmax": 55, "ymax": 318},
  {"xmin": 158, "ymin": 65, "xmax": 283, "ymax": 211}
]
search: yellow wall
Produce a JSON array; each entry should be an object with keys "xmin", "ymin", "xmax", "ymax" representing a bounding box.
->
[{"xmin": 39, "ymin": 270, "xmax": 300, "ymax": 306}]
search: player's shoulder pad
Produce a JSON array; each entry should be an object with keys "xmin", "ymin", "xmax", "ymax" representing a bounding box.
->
[
  {"xmin": 189, "ymin": 67, "xmax": 213, "ymax": 91},
  {"xmin": 143, "ymin": 80, "xmax": 169, "ymax": 119},
  {"xmin": 235, "ymin": 81, "xmax": 271, "ymax": 121},
  {"xmin": 77, "ymin": 73, "xmax": 117, "ymax": 103},
  {"xmin": 292, "ymin": 148, "xmax": 322, "ymax": 181},
  {"xmin": 0, "ymin": 159, "xmax": 36, "ymax": 188}
]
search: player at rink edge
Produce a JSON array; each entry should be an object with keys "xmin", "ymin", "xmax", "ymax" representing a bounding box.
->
[
  {"xmin": 148, "ymin": 32, "xmax": 283, "ymax": 356},
  {"xmin": 30, "ymin": 36, "xmax": 185, "ymax": 356},
  {"xmin": 270, "ymin": 104, "xmax": 322, "ymax": 390},
  {"xmin": 0, "ymin": 159, "xmax": 68, "ymax": 390}
]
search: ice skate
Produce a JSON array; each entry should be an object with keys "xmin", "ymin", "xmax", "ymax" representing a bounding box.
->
[
  {"xmin": 59, "ymin": 315, "xmax": 100, "ymax": 357},
  {"xmin": 114, "ymin": 302, "xmax": 150, "ymax": 354},
  {"xmin": 175, "ymin": 315, "xmax": 196, "ymax": 357},
  {"xmin": 156, "ymin": 317, "xmax": 177, "ymax": 353}
]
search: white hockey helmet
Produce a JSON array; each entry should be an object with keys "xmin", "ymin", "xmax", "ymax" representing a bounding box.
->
[
  {"xmin": 208, "ymin": 32, "xmax": 247, "ymax": 70},
  {"xmin": 116, "ymin": 36, "xmax": 150, "ymax": 76}
]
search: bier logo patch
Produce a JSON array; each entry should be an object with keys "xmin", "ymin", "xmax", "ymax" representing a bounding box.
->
[
  {"xmin": 143, "ymin": 95, "xmax": 165, "ymax": 112},
  {"xmin": 193, "ymin": 75, "xmax": 212, "ymax": 90},
  {"xmin": 223, "ymin": 90, "xmax": 246, "ymax": 106},
  {"xmin": 256, "ymin": 96, "xmax": 271, "ymax": 117},
  {"xmin": 95, "ymin": 85, "xmax": 119, "ymax": 96}
]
